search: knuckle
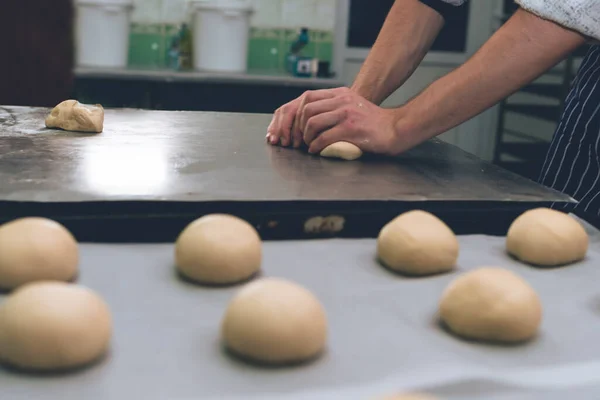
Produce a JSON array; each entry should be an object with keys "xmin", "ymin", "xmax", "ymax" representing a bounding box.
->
[{"xmin": 341, "ymin": 94, "xmax": 353, "ymax": 103}]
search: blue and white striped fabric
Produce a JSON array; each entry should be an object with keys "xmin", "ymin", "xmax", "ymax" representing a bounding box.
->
[{"xmin": 539, "ymin": 45, "xmax": 600, "ymax": 225}]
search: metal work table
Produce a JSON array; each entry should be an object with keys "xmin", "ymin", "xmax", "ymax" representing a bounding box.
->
[
  {"xmin": 0, "ymin": 106, "xmax": 597, "ymax": 399},
  {"xmin": 0, "ymin": 106, "xmax": 573, "ymax": 242}
]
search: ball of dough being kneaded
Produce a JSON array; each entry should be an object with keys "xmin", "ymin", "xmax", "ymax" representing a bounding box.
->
[
  {"xmin": 0, "ymin": 217, "xmax": 79, "ymax": 291},
  {"xmin": 377, "ymin": 210, "xmax": 459, "ymax": 275},
  {"xmin": 439, "ymin": 267, "xmax": 542, "ymax": 343},
  {"xmin": 507, "ymin": 207, "xmax": 588, "ymax": 266},
  {"xmin": 221, "ymin": 277, "xmax": 327, "ymax": 365},
  {"xmin": 175, "ymin": 214, "xmax": 262, "ymax": 285},
  {"xmin": 0, "ymin": 282, "xmax": 112, "ymax": 371},
  {"xmin": 320, "ymin": 141, "xmax": 363, "ymax": 161}
]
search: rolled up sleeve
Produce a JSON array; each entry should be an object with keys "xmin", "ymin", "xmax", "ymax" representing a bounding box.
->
[
  {"xmin": 516, "ymin": 0, "xmax": 600, "ymax": 40},
  {"xmin": 419, "ymin": 0, "xmax": 467, "ymax": 20}
]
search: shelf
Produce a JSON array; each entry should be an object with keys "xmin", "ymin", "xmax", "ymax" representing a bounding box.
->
[
  {"xmin": 499, "ymin": 142, "xmax": 550, "ymax": 163},
  {"xmin": 504, "ymin": 103, "xmax": 562, "ymax": 122},
  {"xmin": 519, "ymin": 83, "xmax": 565, "ymax": 100}
]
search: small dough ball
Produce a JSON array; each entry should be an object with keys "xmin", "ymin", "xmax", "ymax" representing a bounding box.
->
[
  {"xmin": 45, "ymin": 100, "xmax": 104, "ymax": 133},
  {"xmin": 320, "ymin": 141, "xmax": 363, "ymax": 161},
  {"xmin": 439, "ymin": 267, "xmax": 542, "ymax": 343},
  {"xmin": 221, "ymin": 277, "xmax": 327, "ymax": 364},
  {"xmin": 175, "ymin": 214, "xmax": 261, "ymax": 285},
  {"xmin": 0, "ymin": 217, "xmax": 78, "ymax": 291},
  {"xmin": 377, "ymin": 210, "xmax": 458, "ymax": 275},
  {"xmin": 0, "ymin": 282, "xmax": 112, "ymax": 371},
  {"xmin": 507, "ymin": 208, "xmax": 588, "ymax": 266}
]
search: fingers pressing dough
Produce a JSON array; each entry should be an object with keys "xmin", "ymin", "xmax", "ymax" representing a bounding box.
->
[
  {"xmin": 0, "ymin": 282, "xmax": 112, "ymax": 371},
  {"xmin": 320, "ymin": 141, "xmax": 363, "ymax": 161},
  {"xmin": 0, "ymin": 217, "xmax": 78, "ymax": 291},
  {"xmin": 439, "ymin": 267, "xmax": 542, "ymax": 343},
  {"xmin": 221, "ymin": 277, "xmax": 327, "ymax": 365},
  {"xmin": 377, "ymin": 210, "xmax": 459, "ymax": 276},
  {"xmin": 45, "ymin": 100, "xmax": 104, "ymax": 133},
  {"xmin": 175, "ymin": 214, "xmax": 262, "ymax": 285},
  {"xmin": 507, "ymin": 207, "xmax": 588, "ymax": 266}
]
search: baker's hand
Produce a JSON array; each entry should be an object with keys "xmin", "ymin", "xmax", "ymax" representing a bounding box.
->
[
  {"xmin": 266, "ymin": 87, "xmax": 348, "ymax": 148},
  {"xmin": 297, "ymin": 87, "xmax": 401, "ymax": 155}
]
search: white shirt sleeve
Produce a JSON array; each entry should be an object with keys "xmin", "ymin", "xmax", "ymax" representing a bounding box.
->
[{"xmin": 516, "ymin": 0, "xmax": 600, "ymax": 40}]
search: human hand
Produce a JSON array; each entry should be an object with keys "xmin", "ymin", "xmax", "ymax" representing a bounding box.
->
[
  {"xmin": 266, "ymin": 87, "xmax": 348, "ymax": 148},
  {"xmin": 296, "ymin": 87, "xmax": 403, "ymax": 156}
]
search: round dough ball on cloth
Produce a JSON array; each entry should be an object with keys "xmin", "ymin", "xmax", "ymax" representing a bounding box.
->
[
  {"xmin": 506, "ymin": 207, "xmax": 588, "ymax": 266},
  {"xmin": 439, "ymin": 267, "xmax": 542, "ymax": 343},
  {"xmin": 377, "ymin": 210, "xmax": 459, "ymax": 276},
  {"xmin": 0, "ymin": 282, "xmax": 112, "ymax": 371},
  {"xmin": 0, "ymin": 217, "xmax": 78, "ymax": 291},
  {"xmin": 320, "ymin": 141, "xmax": 363, "ymax": 161},
  {"xmin": 175, "ymin": 214, "xmax": 262, "ymax": 285},
  {"xmin": 221, "ymin": 277, "xmax": 327, "ymax": 365}
]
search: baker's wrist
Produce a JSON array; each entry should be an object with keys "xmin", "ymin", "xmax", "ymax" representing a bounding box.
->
[
  {"xmin": 388, "ymin": 106, "xmax": 423, "ymax": 156},
  {"xmin": 350, "ymin": 81, "xmax": 382, "ymax": 105}
]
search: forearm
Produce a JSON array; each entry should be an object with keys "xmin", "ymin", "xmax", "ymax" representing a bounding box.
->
[
  {"xmin": 350, "ymin": 0, "xmax": 444, "ymax": 105},
  {"xmin": 392, "ymin": 8, "xmax": 586, "ymax": 153}
]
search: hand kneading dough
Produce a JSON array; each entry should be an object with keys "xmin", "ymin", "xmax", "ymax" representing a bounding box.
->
[
  {"xmin": 221, "ymin": 278, "xmax": 327, "ymax": 364},
  {"xmin": 439, "ymin": 267, "xmax": 542, "ymax": 343},
  {"xmin": 320, "ymin": 141, "xmax": 363, "ymax": 161},
  {"xmin": 507, "ymin": 208, "xmax": 588, "ymax": 266},
  {"xmin": 175, "ymin": 214, "xmax": 261, "ymax": 285},
  {"xmin": 0, "ymin": 282, "xmax": 112, "ymax": 370},
  {"xmin": 0, "ymin": 217, "xmax": 78, "ymax": 291},
  {"xmin": 377, "ymin": 210, "xmax": 459, "ymax": 275},
  {"xmin": 45, "ymin": 100, "xmax": 104, "ymax": 133}
]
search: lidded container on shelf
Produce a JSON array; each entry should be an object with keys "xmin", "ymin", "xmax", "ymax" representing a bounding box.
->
[
  {"xmin": 75, "ymin": 0, "xmax": 135, "ymax": 68},
  {"xmin": 188, "ymin": 0, "xmax": 254, "ymax": 73}
]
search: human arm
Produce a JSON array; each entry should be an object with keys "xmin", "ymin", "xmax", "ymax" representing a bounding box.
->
[
  {"xmin": 349, "ymin": 0, "xmax": 444, "ymax": 105},
  {"xmin": 301, "ymin": 8, "xmax": 587, "ymax": 156},
  {"xmin": 266, "ymin": 0, "xmax": 445, "ymax": 148}
]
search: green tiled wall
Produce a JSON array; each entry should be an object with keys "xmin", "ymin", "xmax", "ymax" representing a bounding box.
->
[{"xmin": 128, "ymin": 24, "xmax": 334, "ymax": 71}]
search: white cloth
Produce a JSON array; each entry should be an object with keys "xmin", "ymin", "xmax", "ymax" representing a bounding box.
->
[{"xmin": 516, "ymin": 0, "xmax": 600, "ymax": 40}]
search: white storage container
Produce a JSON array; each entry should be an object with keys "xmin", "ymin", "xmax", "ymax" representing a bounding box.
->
[
  {"xmin": 189, "ymin": 0, "xmax": 254, "ymax": 73},
  {"xmin": 75, "ymin": 0, "xmax": 134, "ymax": 68}
]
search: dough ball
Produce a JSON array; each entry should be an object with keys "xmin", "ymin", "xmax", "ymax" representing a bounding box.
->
[
  {"xmin": 506, "ymin": 208, "xmax": 588, "ymax": 266},
  {"xmin": 439, "ymin": 267, "xmax": 542, "ymax": 343},
  {"xmin": 175, "ymin": 214, "xmax": 261, "ymax": 285},
  {"xmin": 0, "ymin": 282, "xmax": 112, "ymax": 371},
  {"xmin": 320, "ymin": 141, "xmax": 363, "ymax": 161},
  {"xmin": 377, "ymin": 210, "xmax": 459, "ymax": 275},
  {"xmin": 221, "ymin": 277, "xmax": 327, "ymax": 365},
  {"xmin": 0, "ymin": 217, "xmax": 78, "ymax": 291},
  {"xmin": 45, "ymin": 100, "xmax": 104, "ymax": 133}
]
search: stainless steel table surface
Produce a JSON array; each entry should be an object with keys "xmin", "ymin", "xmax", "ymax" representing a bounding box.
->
[
  {"xmin": 0, "ymin": 106, "xmax": 575, "ymax": 241},
  {"xmin": 0, "ymin": 106, "xmax": 571, "ymax": 204},
  {"xmin": 1, "ymin": 222, "xmax": 600, "ymax": 400}
]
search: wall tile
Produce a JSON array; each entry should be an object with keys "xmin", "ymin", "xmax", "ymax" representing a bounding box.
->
[
  {"xmin": 281, "ymin": 0, "xmax": 315, "ymax": 29},
  {"xmin": 161, "ymin": 0, "xmax": 188, "ymax": 24},
  {"xmin": 313, "ymin": 0, "xmax": 336, "ymax": 31},
  {"xmin": 132, "ymin": 0, "xmax": 163, "ymax": 23},
  {"xmin": 250, "ymin": 0, "xmax": 282, "ymax": 28}
]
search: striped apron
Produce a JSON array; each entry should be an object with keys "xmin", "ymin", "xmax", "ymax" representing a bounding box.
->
[{"xmin": 539, "ymin": 45, "xmax": 600, "ymax": 226}]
